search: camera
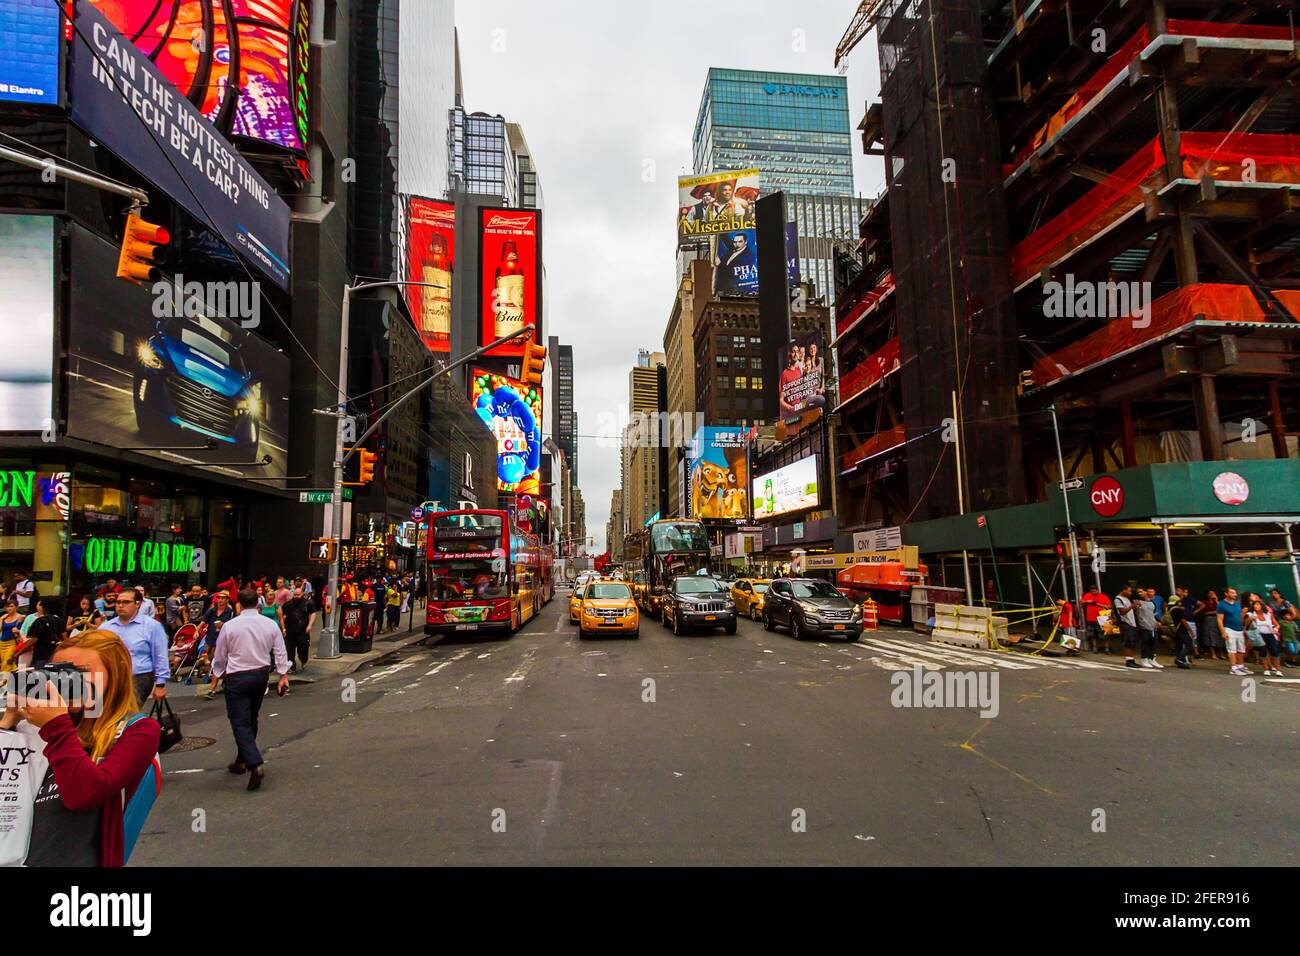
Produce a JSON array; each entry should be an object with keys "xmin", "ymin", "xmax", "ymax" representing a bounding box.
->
[{"xmin": 14, "ymin": 662, "xmax": 86, "ymax": 704}]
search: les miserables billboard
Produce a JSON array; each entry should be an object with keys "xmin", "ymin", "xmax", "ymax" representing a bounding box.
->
[
  {"xmin": 404, "ymin": 197, "xmax": 455, "ymax": 354},
  {"xmin": 479, "ymin": 208, "xmax": 542, "ymax": 359},
  {"xmin": 471, "ymin": 368, "xmax": 543, "ymax": 496}
]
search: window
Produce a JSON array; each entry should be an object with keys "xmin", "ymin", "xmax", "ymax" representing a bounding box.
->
[
  {"xmin": 733, "ymin": 335, "xmax": 746, "ymax": 350},
  {"xmin": 749, "ymin": 336, "xmax": 761, "ymax": 347},
  {"xmin": 751, "ymin": 377, "xmax": 763, "ymax": 390},
  {"xmin": 715, "ymin": 334, "xmax": 729, "ymax": 351},
  {"xmin": 735, "ymin": 376, "xmax": 748, "ymax": 390},
  {"xmin": 715, "ymin": 354, "xmax": 729, "ymax": 367},
  {"xmin": 716, "ymin": 374, "xmax": 729, "ymax": 390}
]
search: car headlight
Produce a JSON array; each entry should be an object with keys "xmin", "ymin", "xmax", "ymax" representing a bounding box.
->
[
  {"xmin": 136, "ymin": 341, "xmax": 164, "ymax": 370},
  {"xmin": 236, "ymin": 386, "xmax": 263, "ymax": 419}
]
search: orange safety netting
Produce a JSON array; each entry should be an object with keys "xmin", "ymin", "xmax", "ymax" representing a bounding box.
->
[
  {"xmin": 839, "ymin": 335, "xmax": 901, "ymax": 407},
  {"xmin": 1029, "ymin": 283, "xmax": 1300, "ymax": 388},
  {"xmin": 840, "ymin": 425, "xmax": 907, "ymax": 473},
  {"xmin": 1010, "ymin": 20, "xmax": 1298, "ymax": 170},
  {"xmin": 1010, "ymin": 132, "xmax": 1300, "ymax": 287}
]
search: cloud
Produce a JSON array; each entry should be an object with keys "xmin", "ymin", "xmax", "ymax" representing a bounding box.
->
[{"xmin": 455, "ymin": 1, "xmax": 884, "ymax": 551}]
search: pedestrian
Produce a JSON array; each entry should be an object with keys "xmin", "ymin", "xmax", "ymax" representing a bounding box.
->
[
  {"xmin": 1248, "ymin": 597, "xmax": 1283, "ymax": 677},
  {"xmin": 25, "ymin": 597, "xmax": 65, "ymax": 668},
  {"xmin": 1195, "ymin": 589, "xmax": 1225, "ymax": 660},
  {"xmin": 1114, "ymin": 585, "xmax": 1139, "ymax": 669},
  {"xmin": 1080, "ymin": 585, "xmax": 1112, "ymax": 653},
  {"xmin": 1056, "ymin": 598, "xmax": 1080, "ymax": 654},
  {"xmin": 182, "ymin": 583, "xmax": 207, "ymax": 627},
  {"xmin": 211, "ymin": 588, "xmax": 290, "ymax": 791},
  {"xmin": 273, "ymin": 576, "xmax": 292, "ymax": 607},
  {"xmin": 1170, "ymin": 596, "xmax": 1194, "ymax": 669},
  {"xmin": 385, "ymin": 581, "xmax": 402, "ymax": 633},
  {"xmin": 164, "ymin": 585, "xmax": 184, "ymax": 638},
  {"xmin": 1175, "ymin": 585, "xmax": 1198, "ymax": 657},
  {"xmin": 69, "ymin": 595, "xmax": 98, "ymax": 636},
  {"xmin": 11, "ymin": 573, "xmax": 34, "ymax": 614},
  {"xmin": 1216, "ymin": 587, "xmax": 1249, "ymax": 676},
  {"xmin": 1135, "ymin": 587, "xmax": 1162, "ymax": 669},
  {"xmin": 278, "ymin": 585, "xmax": 316, "ymax": 672},
  {"xmin": 6, "ymin": 629, "xmax": 161, "ymax": 867},
  {"xmin": 1268, "ymin": 587, "xmax": 1298, "ymax": 665},
  {"xmin": 1, "ymin": 599, "xmax": 25, "ymax": 672},
  {"xmin": 102, "ymin": 587, "xmax": 169, "ymax": 706},
  {"xmin": 258, "ymin": 582, "xmax": 281, "ymax": 623}
]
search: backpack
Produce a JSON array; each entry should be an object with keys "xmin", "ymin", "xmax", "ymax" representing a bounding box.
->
[{"xmin": 116, "ymin": 713, "xmax": 162, "ymax": 863}]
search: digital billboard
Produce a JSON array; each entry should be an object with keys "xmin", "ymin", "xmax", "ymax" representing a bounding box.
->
[
  {"xmin": 479, "ymin": 208, "xmax": 541, "ymax": 358},
  {"xmin": 470, "ymin": 368, "xmax": 542, "ymax": 497},
  {"xmin": 752, "ymin": 455, "xmax": 820, "ymax": 520},
  {"xmin": 65, "ymin": 225, "xmax": 290, "ymax": 486},
  {"xmin": 712, "ymin": 228, "xmax": 758, "ymax": 297},
  {"xmin": 677, "ymin": 168, "xmax": 759, "ymax": 246},
  {"xmin": 778, "ymin": 329, "xmax": 828, "ymax": 419},
  {"xmin": 0, "ymin": 0, "xmax": 61, "ymax": 105},
  {"xmin": 0, "ymin": 216, "xmax": 55, "ymax": 431},
  {"xmin": 405, "ymin": 197, "xmax": 455, "ymax": 354},
  {"xmin": 688, "ymin": 427, "xmax": 749, "ymax": 520},
  {"xmin": 69, "ymin": 2, "xmax": 293, "ymax": 290},
  {"xmin": 85, "ymin": 0, "xmax": 311, "ymax": 155}
]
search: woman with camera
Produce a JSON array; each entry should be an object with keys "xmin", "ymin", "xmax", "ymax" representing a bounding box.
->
[{"xmin": 1, "ymin": 629, "xmax": 160, "ymax": 866}]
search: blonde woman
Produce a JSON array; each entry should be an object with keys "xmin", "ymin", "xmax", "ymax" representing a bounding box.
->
[{"xmin": 13, "ymin": 630, "xmax": 161, "ymax": 866}]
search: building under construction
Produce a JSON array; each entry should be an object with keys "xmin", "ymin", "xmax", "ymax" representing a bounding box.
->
[{"xmin": 834, "ymin": 0, "xmax": 1300, "ymax": 604}]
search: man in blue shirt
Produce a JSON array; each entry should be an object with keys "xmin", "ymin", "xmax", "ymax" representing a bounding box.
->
[
  {"xmin": 1216, "ymin": 587, "xmax": 1248, "ymax": 676},
  {"xmin": 103, "ymin": 587, "xmax": 169, "ymax": 705}
]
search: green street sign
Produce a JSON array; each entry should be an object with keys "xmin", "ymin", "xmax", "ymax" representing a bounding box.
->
[{"xmin": 299, "ymin": 489, "xmax": 353, "ymax": 503}]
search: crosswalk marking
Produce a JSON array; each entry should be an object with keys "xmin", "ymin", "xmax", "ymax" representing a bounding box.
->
[{"xmin": 855, "ymin": 635, "xmax": 1132, "ymax": 673}]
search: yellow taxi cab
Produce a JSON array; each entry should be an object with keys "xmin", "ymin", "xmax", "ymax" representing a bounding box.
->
[
  {"xmin": 579, "ymin": 580, "xmax": 640, "ymax": 639},
  {"xmin": 568, "ymin": 582, "xmax": 588, "ymax": 624},
  {"xmin": 730, "ymin": 578, "xmax": 772, "ymax": 621}
]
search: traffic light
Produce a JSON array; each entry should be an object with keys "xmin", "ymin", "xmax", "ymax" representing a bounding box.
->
[
  {"xmin": 358, "ymin": 449, "xmax": 378, "ymax": 485},
  {"xmin": 521, "ymin": 340, "xmax": 546, "ymax": 387},
  {"xmin": 308, "ymin": 539, "xmax": 337, "ymax": 563},
  {"xmin": 116, "ymin": 213, "xmax": 170, "ymax": 285}
]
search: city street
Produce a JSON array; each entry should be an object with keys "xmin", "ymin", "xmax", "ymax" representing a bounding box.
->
[{"xmin": 134, "ymin": 595, "xmax": 1300, "ymax": 867}]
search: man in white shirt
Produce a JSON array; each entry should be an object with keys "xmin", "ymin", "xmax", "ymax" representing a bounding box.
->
[
  {"xmin": 212, "ymin": 588, "xmax": 289, "ymax": 791},
  {"xmin": 11, "ymin": 576, "xmax": 33, "ymax": 613}
]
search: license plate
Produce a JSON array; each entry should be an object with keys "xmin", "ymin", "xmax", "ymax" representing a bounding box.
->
[
  {"xmin": 705, "ymin": 615, "xmax": 716, "ymax": 621},
  {"xmin": 833, "ymin": 624, "xmax": 845, "ymax": 631},
  {"xmin": 455, "ymin": 623, "xmax": 477, "ymax": 631}
]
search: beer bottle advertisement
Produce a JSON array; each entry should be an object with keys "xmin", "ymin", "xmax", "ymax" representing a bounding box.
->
[
  {"xmin": 404, "ymin": 197, "xmax": 456, "ymax": 354},
  {"xmin": 478, "ymin": 207, "xmax": 541, "ymax": 357}
]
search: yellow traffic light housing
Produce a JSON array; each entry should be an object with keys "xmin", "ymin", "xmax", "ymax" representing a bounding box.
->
[
  {"xmin": 116, "ymin": 213, "xmax": 170, "ymax": 285},
  {"xmin": 521, "ymin": 340, "xmax": 546, "ymax": 387},
  {"xmin": 358, "ymin": 449, "xmax": 378, "ymax": 485}
]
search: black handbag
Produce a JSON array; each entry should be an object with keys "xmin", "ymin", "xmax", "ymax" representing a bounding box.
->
[{"xmin": 149, "ymin": 697, "xmax": 183, "ymax": 753}]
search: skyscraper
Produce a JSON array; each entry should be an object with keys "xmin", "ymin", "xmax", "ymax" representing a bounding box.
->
[{"xmin": 691, "ymin": 68, "xmax": 864, "ymax": 306}]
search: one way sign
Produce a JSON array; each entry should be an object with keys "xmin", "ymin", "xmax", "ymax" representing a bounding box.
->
[{"xmin": 309, "ymin": 539, "xmax": 337, "ymax": 563}]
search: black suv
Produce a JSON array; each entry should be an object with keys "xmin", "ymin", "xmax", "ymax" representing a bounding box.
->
[
  {"xmin": 763, "ymin": 578, "xmax": 863, "ymax": 641},
  {"xmin": 661, "ymin": 575, "xmax": 737, "ymax": 635}
]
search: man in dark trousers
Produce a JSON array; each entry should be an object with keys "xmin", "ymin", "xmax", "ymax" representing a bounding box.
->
[
  {"xmin": 211, "ymin": 588, "xmax": 290, "ymax": 791},
  {"xmin": 278, "ymin": 585, "xmax": 316, "ymax": 672}
]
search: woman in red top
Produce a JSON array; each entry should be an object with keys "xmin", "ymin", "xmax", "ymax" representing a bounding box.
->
[{"xmin": 19, "ymin": 629, "xmax": 160, "ymax": 867}]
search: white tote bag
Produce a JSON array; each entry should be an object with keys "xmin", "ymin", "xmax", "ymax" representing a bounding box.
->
[{"xmin": 0, "ymin": 721, "xmax": 50, "ymax": 866}]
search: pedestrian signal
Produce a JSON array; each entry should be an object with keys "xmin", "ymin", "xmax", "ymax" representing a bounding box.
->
[{"xmin": 309, "ymin": 539, "xmax": 337, "ymax": 563}]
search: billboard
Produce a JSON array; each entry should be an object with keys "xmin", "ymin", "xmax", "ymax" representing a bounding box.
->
[
  {"xmin": 85, "ymin": 0, "xmax": 311, "ymax": 155},
  {"xmin": 65, "ymin": 225, "xmax": 290, "ymax": 485},
  {"xmin": 677, "ymin": 168, "xmax": 759, "ymax": 245},
  {"xmin": 479, "ymin": 208, "xmax": 541, "ymax": 358},
  {"xmin": 471, "ymin": 368, "xmax": 543, "ymax": 497},
  {"xmin": 779, "ymin": 329, "xmax": 828, "ymax": 419},
  {"xmin": 712, "ymin": 228, "xmax": 759, "ymax": 297},
  {"xmin": 688, "ymin": 427, "xmax": 749, "ymax": 520},
  {"xmin": 404, "ymin": 197, "xmax": 455, "ymax": 354},
  {"xmin": 0, "ymin": 0, "xmax": 61, "ymax": 105},
  {"xmin": 69, "ymin": 1, "xmax": 292, "ymax": 290},
  {"xmin": 0, "ymin": 216, "xmax": 55, "ymax": 431},
  {"xmin": 753, "ymin": 455, "xmax": 820, "ymax": 519}
]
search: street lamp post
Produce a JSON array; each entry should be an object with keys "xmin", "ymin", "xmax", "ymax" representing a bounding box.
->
[{"xmin": 316, "ymin": 278, "xmax": 536, "ymax": 659}]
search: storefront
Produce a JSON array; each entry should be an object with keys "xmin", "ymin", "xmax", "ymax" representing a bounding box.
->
[{"xmin": 901, "ymin": 460, "xmax": 1300, "ymax": 607}]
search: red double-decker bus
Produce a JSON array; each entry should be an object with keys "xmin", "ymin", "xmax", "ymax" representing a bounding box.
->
[{"xmin": 425, "ymin": 509, "xmax": 552, "ymax": 636}]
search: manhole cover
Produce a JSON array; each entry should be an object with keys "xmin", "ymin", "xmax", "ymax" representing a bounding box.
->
[
  {"xmin": 1102, "ymin": 676, "xmax": 1146, "ymax": 684},
  {"xmin": 166, "ymin": 736, "xmax": 216, "ymax": 753}
]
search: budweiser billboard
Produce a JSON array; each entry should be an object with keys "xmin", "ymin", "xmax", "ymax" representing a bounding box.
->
[
  {"xmin": 478, "ymin": 207, "xmax": 542, "ymax": 358},
  {"xmin": 405, "ymin": 197, "xmax": 455, "ymax": 354}
]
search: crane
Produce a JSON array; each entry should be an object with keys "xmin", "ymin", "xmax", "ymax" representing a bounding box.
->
[{"xmin": 834, "ymin": 0, "xmax": 887, "ymax": 72}]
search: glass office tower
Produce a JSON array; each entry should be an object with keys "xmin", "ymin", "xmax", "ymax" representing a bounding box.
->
[{"xmin": 692, "ymin": 68, "xmax": 863, "ymax": 306}]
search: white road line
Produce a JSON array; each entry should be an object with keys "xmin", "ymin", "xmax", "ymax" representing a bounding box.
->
[
  {"xmin": 424, "ymin": 647, "xmax": 473, "ymax": 676},
  {"xmin": 355, "ymin": 659, "xmax": 419, "ymax": 686},
  {"xmin": 505, "ymin": 646, "xmax": 538, "ymax": 683},
  {"xmin": 866, "ymin": 637, "xmax": 1037, "ymax": 670}
]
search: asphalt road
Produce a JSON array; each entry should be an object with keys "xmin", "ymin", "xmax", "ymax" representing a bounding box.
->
[{"xmin": 132, "ymin": 593, "xmax": 1300, "ymax": 866}]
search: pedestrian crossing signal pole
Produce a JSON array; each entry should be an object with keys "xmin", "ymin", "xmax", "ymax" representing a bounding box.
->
[{"xmin": 1050, "ymin": 404, "xmax": 1086, "ymax": 635}]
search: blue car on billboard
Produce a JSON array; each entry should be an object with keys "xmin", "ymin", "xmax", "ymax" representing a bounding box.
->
[{"xmin": 133, "ymin": 313, "xmax": 263, "ymax": 452}]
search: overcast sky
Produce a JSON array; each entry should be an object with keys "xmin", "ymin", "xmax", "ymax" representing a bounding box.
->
[{"xmin": 455, "ymin": 1, "xmax": 885, "ymax": 552}]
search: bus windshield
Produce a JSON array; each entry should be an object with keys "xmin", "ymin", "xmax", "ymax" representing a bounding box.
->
[
  {"xmin": 650, "ymin": 522, "xmax": 709, "ymax": 554},
  {"xmin": 430, "ymin": 513, "xmax": 508, "ymax": 601}
]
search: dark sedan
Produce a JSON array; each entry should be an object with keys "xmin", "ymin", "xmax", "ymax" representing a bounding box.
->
[
  {"xmin": 763, "ymin": 577, "xmax": 863, "ymax": 641},
  {"xmin": 660, "ymin": 575, "xmax": 737, "ymax": 635}
]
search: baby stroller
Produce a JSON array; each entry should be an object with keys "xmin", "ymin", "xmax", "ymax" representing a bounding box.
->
[{"xmin": 169, "ymin": 623, "xmax": 209, "ymax": 684}]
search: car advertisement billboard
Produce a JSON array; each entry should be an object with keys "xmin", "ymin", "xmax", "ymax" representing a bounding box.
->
[
  {"xmin": 778, "ymin": 329, "xmax": 828, "ymax": 419},
  {"xmin": 84, "ymin": 0, "xmax": 311, "ymax": 155},
  {"xmin": 0, "ymin": 0, "xmax": 61, "ymax": 105},
  {"xmin": 69, "ymin": 1, "xmax": 292, "ymax": 290},
  {"xmin": 479, "ymin": 208, "xmax": 541, "ymax": 358},
  {"xmin": 470, "ymin": 368, "xmax": 542, "ymax": 497},
  {"xmin": 677, "ymin": 168, "xmax": 759, "ymax": 246},
  {"xmin": 752, "ymin": 455, "xmax": 820, "ymax": 520},
  {"xmin": 65, "ymin": 225, "xmax": 289, "ymax": 486},
  {"xmin": 0, "ymin": 216, "xmax": 55, "ymax": 431},
  {"xmin": 404, "ymin": 197, "xmax": 455, "ymax": 354},
  {"xmin": 688, "ymin": 426, "xmax": 749, "ymax": 520}
]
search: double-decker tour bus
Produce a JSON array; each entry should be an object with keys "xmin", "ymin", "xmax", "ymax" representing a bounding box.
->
[
  {"xmin": 425, "ymin": 509, "xmax": 551, "ymax": 636},
  {"xmin": 623, "ymin": 518, "xmax": 711, "ymax": 617}
]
